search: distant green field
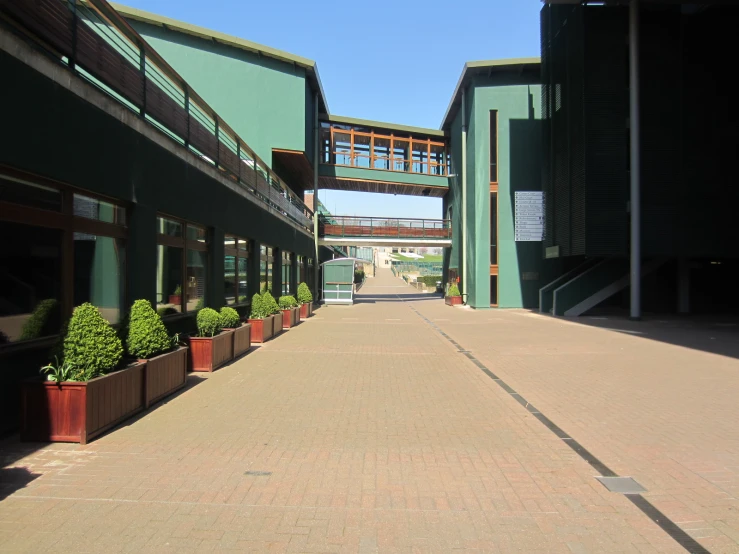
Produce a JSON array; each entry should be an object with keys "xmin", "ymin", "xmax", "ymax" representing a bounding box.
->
[{"xmin": 393, "ymin": 254, "xmax": 443, "ymax": 262}]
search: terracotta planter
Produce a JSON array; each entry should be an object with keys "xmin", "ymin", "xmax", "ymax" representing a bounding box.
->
[
  {"xmin": 141, "ymin": 347, "xmax": 188, "ymax": 408},
  {"xmin": 300, "ymin": 303, "xmax": 310, "ymax": 319},
  {"xmin": 187, "ymin": 330, "xmax": 234, "ymax": 372},
  {"xmin": 272, "ymin": 312, "xmax": 283, "ymax": 336},
  {"xmin": 445, "ymin": 295, "xmax": 463, "ymax": 306},
  {"xmin": 224, "ymin": 323, "xmax": 252, "ymax": 357},
  {"xmin": 168, "ymin": 295, "xmax": 181, "ymax": 305},
  {"xmin": 248, "ymin": 315, "xmax": 274, "ymax": 343},
  {"xmin": 292, "ymin": 306, "xmax": 301, "ymax": 324},
  {"xmin": 280, "ymin": 309, "xmax": 293, "ymax": 329},
  {"xmin": 21, "ymin": 362, "xmax": 147, "ymax": 444}
]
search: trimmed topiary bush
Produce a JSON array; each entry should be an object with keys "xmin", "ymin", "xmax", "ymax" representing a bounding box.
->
[
  {"xmin": 278, "ymin": 295, "xmax": 298, "ymax": 309},
  {"xmin": 20, "ymin": 299, "xmax": 60, "ymax": 341},
  {"xmin": 297, "ymin": 282, "xmax": 312, "ymax": 305},
  {"xmin": 249, "ymin": 294, "xmax": 268, "ymax": 319},
  {"xmin": 127, "ymin": 299, "xmax": 171, "ymax": 359},
  {"xmin": 220, "ymin": 306, "xmax": 241, "ymax": 329},
  {"xmin": 448, "ymin": 284, "xmax": 461, "ymax": 297},
  {"xmin": 196, "ymin": 308, "xmax": 221, "ymax": 337},
  {"xmin": 62, "ymin": 303, "xmax": 124, "ymax": 379},
  {"xmin": 262, "ymin": 291, "xmax": 280, "ymax": 315}
]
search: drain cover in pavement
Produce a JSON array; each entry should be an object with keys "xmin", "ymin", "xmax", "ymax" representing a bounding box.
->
[{"xmin": 596, "ymin": 476, "xmax": 646, "ymax": 494}]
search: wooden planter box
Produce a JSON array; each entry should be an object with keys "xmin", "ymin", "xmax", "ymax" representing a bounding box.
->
[
  {"xmin": 225, "ymin": 323, "xmax": 252, "ymax": 357},
  {"xmin": 281, "ymin": 308, "xmax": 300, "ymax": 329},
  {"xmin": 188, "ymin": 330, "xmax": 234, "ymax": 372},
  {"xmin": 248, "ymin": 315, "xmax": 274, "ymax": 343},
  {"xmin": 168, "ymin": 295, "xmax": 181, "ymax": 305},
  {"xmin": 299, "ymin": 302, "xmax": 314, "ymax": 318},
  {"xmin": 445, "ymin": 295, "xmax": 463, "ymax": 306},
  {"xmin": 292, "ymin": 306, "xmax": 301, "ymax": 324},
  {"xmin": 272, "ymin": 312, "xmax": 283, "ymax": 336},
  {"xmin": 21, "ymin": 362, "xmax": 147, "ymax": 444},
  {"xmin": 141, "ymin": 347, "xmax": 188, "ymax": 408}
]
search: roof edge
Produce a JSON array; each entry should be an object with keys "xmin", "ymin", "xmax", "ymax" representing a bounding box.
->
[{"xmin": 440, "ymin": 57, "xmax": 540, "ymax": 131}]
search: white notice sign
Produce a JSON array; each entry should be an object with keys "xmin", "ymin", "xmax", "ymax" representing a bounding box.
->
[{"xmin": 514, "ymin": 191, "xmax": 544, "ymax": 241}]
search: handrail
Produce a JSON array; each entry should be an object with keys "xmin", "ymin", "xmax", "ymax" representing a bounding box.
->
[
  {"xmin": 318, "ymin": 214, "xmax": 452, "ymax": 240},
  {"xmin": 0, "ymin": 0, "xmax": 313, "ymax": 231}
]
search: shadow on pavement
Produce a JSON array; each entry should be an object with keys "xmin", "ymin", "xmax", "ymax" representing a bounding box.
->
[{"xmin": 0, "ymin": 467, "xmax": 40, "ymax": 501}]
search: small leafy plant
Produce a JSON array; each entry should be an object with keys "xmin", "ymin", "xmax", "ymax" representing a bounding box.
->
[
  {"xmin": 297, "ymin": 282, "xmax": 312, "ymax": 305},
  {"xmin": 447, "ymin": 284, "xmax": 461, "ymax": 297},
  {"xmin": 220, "ymin": 306, "xmax": 241, "ymax": 329},
  {"xmin": 278, "ymin": 296, "xmax": 294, "ymax": 309},
  {"xmin": 41, "ymin": 356, "xmax": 77, "ymax": 383},
  {"xmin": 249, "ymin": 294, "xmax": 268, "ymax": 319},
  {"xmin": 127, "ymin": 299, "xmax": 172, "ymax": 359},
  {"xmin": 196, "ymin": 308, "xmax": 222, "ymax": 337},
  {"xmin": 61, "ymin": 303, "xmax": 124, "ymax": 379},
  {"xmin": 262, "ymin": 291, "xmax": 280, "ymax": 315},
  {"xmin": 173, "ymin": 285, "xmax": 182, "ymax": 296}
]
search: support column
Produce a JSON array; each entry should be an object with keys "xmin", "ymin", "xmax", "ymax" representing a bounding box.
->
[
  {"xmin": 629, "ymin": 0, "xmax": 641, "ymax": 320},
  {"xmin": 678, "ymin": 258, "xmax": 690, "ymax": 314},
  {"xmin": 313, "ymin": 92, "xmax": 320, "ymax": 301},
  {"xmin": 272, "ymin": 248, "xmax": 282, "ymax": 297},
  {"xmin": 208, "ymin": 227, "xmax": 225, "ymax": 309},
  {"xmin": 461, "ymin": 88, "xmax": 468, "ymax": 299},
  {"xmin": 247, "ymin": 239, "xmax": 260, "ymax": 302}
]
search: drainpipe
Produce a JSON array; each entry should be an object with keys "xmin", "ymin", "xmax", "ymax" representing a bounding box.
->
[
  {"xmin": 313, "ymin": 92, "xmax": 320, "ymax": 300},
  {"xmin": 629, "ymin": 0, "xmax": 641, "ymax": 320},
  {"xmin": 461, "ymin": 88, "xmax": 468, "ymax": 300}
]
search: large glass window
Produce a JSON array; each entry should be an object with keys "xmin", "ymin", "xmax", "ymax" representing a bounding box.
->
[
  {"xmin": 490, "ymin": 111, "xmax": 498, "ymax": 183},
  {"xmin": 0, "ymin": 173, "xmax": 126, "ymax": 346},
  {"xmin": 157, "ymin": 216, "xmax": 208, "ymax": 314},
  {"xmin": 282, "ymin": 251, "xmax": 292, "ymax": 295},
  {"xmin": 260, "ymin": 246, "xmax": 274, "ymax": 293},
  {"xmin": 224, "ymin": 236, "xmax": 250, "ymax": 305}
]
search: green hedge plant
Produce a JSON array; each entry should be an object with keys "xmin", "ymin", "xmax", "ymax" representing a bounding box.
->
[
  {"xmin": 278, "ymin": 295, "xmax": 298, "ymax": 310},
  {"xmin": 126, "ymin": 299, "xmax": 171, "ymax": 359},
  {"xmin": 262, "ymin": 291, "xmax": 280, "ymax": 315},
  {"xmin": 447, "ymin": 284, "xmax": 461, "ymax": 297},
  {"xmin": 196, "ymin": 308, "xmax": 222, "ymax": 337},
  {"xmin": 248, "ymin": 294, "xmax": 266, "ymax": 319},
  {"xmin": 62, "ymin": 303, "xmax": 124, "ymax": 379},
  {"xmin": 220, "ymin": 306, "xmax": 241, "ymax": 329},
  {"xmin": 297, "ymin": 282, "xmax": 312, "ymax": 305}
]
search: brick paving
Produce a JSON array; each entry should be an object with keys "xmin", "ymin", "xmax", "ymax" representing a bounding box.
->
[{"xmin": 0, "ymin": 269, "xmax": 736, "ymax": 552}]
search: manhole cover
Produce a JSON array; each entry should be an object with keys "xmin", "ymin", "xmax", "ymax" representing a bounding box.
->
[
  {"xmin": 244, "ymin": 471, "xmax": 272, "ymax": 476},
  {"xmin": 596, "ymin": 476, "xmax": 646, "ymax": 494}
]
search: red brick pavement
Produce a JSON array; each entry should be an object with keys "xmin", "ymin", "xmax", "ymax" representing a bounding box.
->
[{"xmin": 1, "ymin": 269, "xmax": 733, "ymax": 552}]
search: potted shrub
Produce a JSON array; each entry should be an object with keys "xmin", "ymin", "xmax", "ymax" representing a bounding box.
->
[
  {"xmin": 21, "ymin": 303, "xmax": 144, "ymax": 444},
  {"xmin": 445, "ymin": 283, "xmax": 463, "ymax": 306},
  {"xmin": 279, "ymin": 295, "xmax": 300, "ymax": 329},
  {"xmin": 248, "ymin": 293, "xmax": 274, "ymax": 343},
  {"xmin": 263, "ymin": 291, "xmax": 283, "ymax": 336},
  {"xmin": 220, "ymin": 306, "xmax": 251, "ymax": 358},
  {"xmin": 186, "ymin": 308, "xmax": 233, "ymax": 372},
  {"xmin": 169, "ymin": 285, "xmax": 182, "ymax": 306},
  {"xmin": 297, "ymin": 282, "xmax": 313, "ymax": 318},
  {"xmin": 127, "ymin": 299, "xmax": 188, "ymax": 407}
]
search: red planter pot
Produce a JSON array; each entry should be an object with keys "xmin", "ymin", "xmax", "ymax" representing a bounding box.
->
[
  {"xmin": 248, "ymin": 315, "xmax": 274, "ymax": 343},
  {"xmin": 299, "ymin": 302, "xmax": 314, "ymax": 318},
  {"xmin": 445, "ymin": 295, "xmax": 463, "ymax": 306},
  {"xmin": 140, "ymin": 347, "xmax": 188, "ymax": 408},
  {"xmin": 224, "ymin": 323, "xmax": 252, "ymax": 358},
  {"xmin": 272, "ymin": 312, "xmax": 283, "ymax": 336},
  {"xmin": 21, "ymin": 362, "xmax": 147, "ymax": 444},
  {"xmin": 281, "ymin": 308, "xmax": 299, "ymax": 329},
  {"xmin": 292, "ymin": 306, "xmax": 301, "ymax": 324},
  {"xmin": 187, "ymin": 331, "xmax": 234, "ymax": 372},
  {"xmin": 168, "ymin": 295, "xmax": 181, "ymax": 305}
]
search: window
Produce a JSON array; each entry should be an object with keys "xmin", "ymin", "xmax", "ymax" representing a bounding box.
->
[
  {"xmin": 0, "ymin": 173, "xmax": 126, "ymax": 346},
  {"xmin": 490, "ymin": 111, "xmax": 498, "ymax": 183},
  {"xmin": 490, "ymin": 193, "xmax": 498, "ymax": 265},
  {"xmin": 281, "ymin": 251, "xmax": 292, "ymax": 295},
  {"xmin": 297, "ymin": 255, "xmax": 305, "ymax": 285},
  {"xmin": 225, "ymin": 236, "xmax": 250, "ymax": 305},
  {"xmin": 156, "ymin": 216, "xmax": 208, "ymax": 313},
  {"xmin": 260, "ymin": 245, "xmax": 274, "ymax": 293},
  {"xmin": 306, "ymin": 258, "xmax": 314, "ymax": 291}
]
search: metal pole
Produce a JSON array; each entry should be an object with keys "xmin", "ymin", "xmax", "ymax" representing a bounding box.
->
[
  {"xmin": 629, "ymin": 0, "xmax": 641, "ymax": 320},
  {"xmin": 313, "ymin": 93, "xmax": 320, "ymax": 300},
  {"xmin": 461, "ymin": 88, "xmax": 468, "ymax": 297}
]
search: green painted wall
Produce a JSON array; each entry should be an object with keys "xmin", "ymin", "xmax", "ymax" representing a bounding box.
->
[
  {"xmin": 128, "ymin": 20, "xmax": 308, "ymax": 166},
  {"xmin": 447, "ymin": 76, "xmax": 544, "ymax": 309},
  {"xmin": 319, "ymin": 164, "xmax": 448, "ymax": 189}
]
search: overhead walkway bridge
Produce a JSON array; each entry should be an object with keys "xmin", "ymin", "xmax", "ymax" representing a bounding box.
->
[{"xmin": 318, "ymin": 215, "xmax": 451, "ymax": 248}]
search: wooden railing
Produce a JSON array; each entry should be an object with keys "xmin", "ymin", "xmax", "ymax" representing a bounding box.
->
[
  {"xmin": 320, "ymin": 125, "xmax": 448, "ymax": 176},
  {"xmin": 319, "ymin": 215, "xmax": 451, "ymax": 240},
  {"xmin": 0, "ymin": 0, "xmax": 313, "ymax": 231}
]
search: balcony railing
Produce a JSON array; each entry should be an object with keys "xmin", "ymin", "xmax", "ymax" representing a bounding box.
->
[
  {"xmin": 320, "ymin": 125, "xmax": 448, "ymax": 176},
  {"xmin": 1, "ymin": 0, "xmax": 313, "ymax": 231},
  {"xmin": 319, "ymin": 215, "xmax": 451, "ymax": 240}
]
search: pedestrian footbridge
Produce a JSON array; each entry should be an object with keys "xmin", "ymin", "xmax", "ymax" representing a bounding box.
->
[{"xmin": 318, "ymin": 215, "xmax": 451, "ymax": 248}]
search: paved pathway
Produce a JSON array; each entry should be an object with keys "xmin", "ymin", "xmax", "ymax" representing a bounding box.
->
[{"xmin": 0, "ymin": 269, "xmax": 737, "ymax": 552}]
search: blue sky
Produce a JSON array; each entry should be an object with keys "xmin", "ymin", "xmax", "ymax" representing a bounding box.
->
[{"xmin": 121, "ymin": 0, "xmax": 542, "ymax": 219}]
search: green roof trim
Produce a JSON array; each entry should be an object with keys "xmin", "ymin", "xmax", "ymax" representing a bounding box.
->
[
  {"xmin": 321, "ymin": 114, "xmax": 446, "ymax": 138},
  {"xmin": 440, "ymin": 58, "xmax": 540, "ymax": 130},
  {"xmin": 111, "ymin": 2, "xmax": 329, "ymax": 114}
]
